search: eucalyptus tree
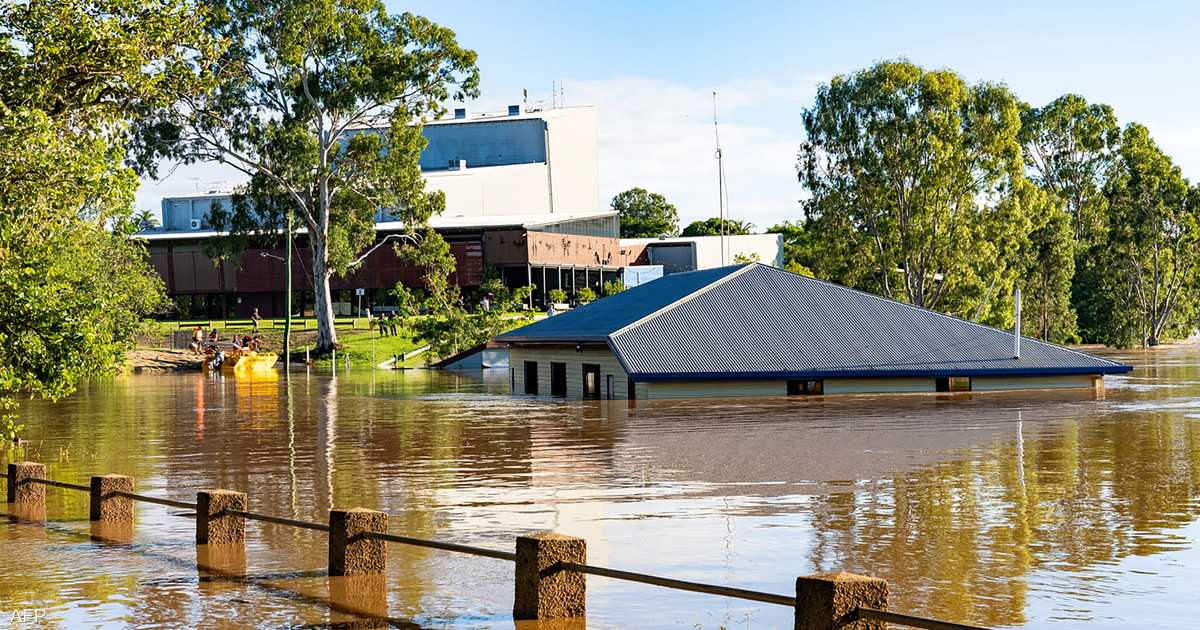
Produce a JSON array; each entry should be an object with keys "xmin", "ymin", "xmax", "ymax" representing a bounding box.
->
[
  {"xmin": 797, "ymin": 60, "xmax": 1042, "ymax": 324},
  {"xmin": 0, "ymin": 0, "xmax": 207, "ymax": 435},
  {"xmin": 680, "ymin": 217, "xmax": 753, "ymax": 237},
  {"xmin": 1102, "ymin": 124, "xmax": 1199, "ymax": 346},
  {"xmin": 1020, "ymin": 95, "xmax": 1120, "ymax": 245},
  {"xmin": 134, "ymin": 0, "xmax": 480, "ymax": 353}
]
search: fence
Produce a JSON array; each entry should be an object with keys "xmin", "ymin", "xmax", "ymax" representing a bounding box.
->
[{"xmin": 5, "ymin": 461, "xmax": 989, "ymax": 630}]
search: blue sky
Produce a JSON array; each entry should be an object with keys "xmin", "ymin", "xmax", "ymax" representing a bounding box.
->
[{"xmin": 138, "ymin": 0, "xmax": 1200, "ymax": 229}]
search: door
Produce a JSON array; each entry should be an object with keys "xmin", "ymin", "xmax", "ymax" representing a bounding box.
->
[
  {"xmin": 550, "ymin": 362, "xmax": 567, "ymax": 397},
  {"xmin": 582, "ymin": 364, "xmax": 601, "ymax": 400}
]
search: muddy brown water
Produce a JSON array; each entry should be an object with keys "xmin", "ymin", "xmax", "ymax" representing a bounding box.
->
[{"xmin": 3, "ymin": 347, "xmax": 1200, "ymax": 628}]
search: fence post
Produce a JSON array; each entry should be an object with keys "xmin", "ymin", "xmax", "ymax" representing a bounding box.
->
[
  {"xmin": 513, "ymin": 532, "xmax": 586, "ymax": 620},
  {"xmin": 197, "ymin": 490, "xmax": 247, "ymax": 545},
  {"xmin": 6, "ymin": 462, "xmax": 45, "ymax": 505},
  {"xmin": 90, "ymin": 474, "xmax": 134, "ymax": 523},
  {"xmin": 328, "ymin": 508, "xmax": 387, "ymax": 576},
  {"xmin": 794, "ymin": 572, "xmax": 888, "ymax": 630}
]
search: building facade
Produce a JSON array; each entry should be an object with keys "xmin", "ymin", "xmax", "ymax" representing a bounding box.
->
[{"xmin": 142, "ymin": 106, "xmax": 623, "ymax": 318}]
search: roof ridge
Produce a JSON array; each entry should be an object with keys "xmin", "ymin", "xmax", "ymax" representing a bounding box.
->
[
  {"xmin": 608, "ymin": 264, "xmax": 755, "ymax": 341},
  {"xmin": 777, "ymin": 266, "xmax": 1126, "ymax": 368}
]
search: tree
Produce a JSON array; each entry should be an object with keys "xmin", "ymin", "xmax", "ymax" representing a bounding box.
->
[
  {"xmin": 1101, "ymin": 124, "xmax": 1199, "ymax": 346},
  {"xmin": 1020, "ymin": 95, "xmax": 1119, "ymax": 245},
  {"xmin": 797, "ymin": 60, "xmax": 1034, "ymax": 323},
  {"xmin": 134, "ymin": 0, "xmax": 480, "ymax": 354},
  {"xmin": 575, "ymin": 287, "xmax": 597, "ymax": 304},
  {"xmin": 680, "ymin": 217, "xmax": 753, "ymax": 237},
  {"xmin": 612, "ymin": 187, "xmax": 679, "ymax": 238},
  {"xmin": 602, "ymin": 278, "xmax": 625, "ymax": 295},
  {"xmin": 0, "ymin": 0, "xmax": 204, "ymax": 436},
  {"xmin": 1021, "ymin": 195, "xmax": 1078, "ymax": 343},
  {"xmin": 133, "ymin": 209, "xmax": 160, "ymax": 231}
]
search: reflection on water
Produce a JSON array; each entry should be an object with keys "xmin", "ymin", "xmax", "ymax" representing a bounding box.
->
[{"xmin": 4, "ymin": 348, "xmax": 1200, "ymax": 628}]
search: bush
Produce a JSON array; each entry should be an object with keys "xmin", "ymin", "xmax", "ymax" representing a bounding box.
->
[
  {"xmin": 603, "ymin": 279, "xmax": 625, "ymax": 295},
  {"xmin": 548, "ymin": 289, "xmax": 568, "ymax": 304},
  {"xmin": 576, "ymin": 287, "xmax": 597, "ymax": 304}
]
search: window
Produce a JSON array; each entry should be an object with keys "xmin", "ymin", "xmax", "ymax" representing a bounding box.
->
[
  {"xmin": 627, "ymin": 378, "xmax": 637, "ymax": 400},
  {"xmin": 582, "ymin": 364, "xmax": 601, "ymax": 399},
  {"xmin": 935, "ymin": 376, "xmax": 971, "ymax": 392},
  {"xmin": 524, "ymin": 361, "xmax": 539, "ymax": 395},
  {"xmin": 606, "ymin": 374, "xmax": 614, "ymax": 400},
  {"xmin": 787, "ymin": 380, "xmax": 824, "ymax": 395},
  {"xmin": 550, "ymin": 362, "xmax": 567, "ymax": 397}
]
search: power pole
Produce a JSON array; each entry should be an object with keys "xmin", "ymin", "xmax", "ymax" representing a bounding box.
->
[{"xmin": 284, "ymin": 208, "xmax": 293, "ymax": 372}]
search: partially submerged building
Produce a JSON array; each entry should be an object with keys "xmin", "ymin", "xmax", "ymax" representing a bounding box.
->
[{"xmin": 496, "ymin": 263, "xmax": 1131, "ymax": 400}]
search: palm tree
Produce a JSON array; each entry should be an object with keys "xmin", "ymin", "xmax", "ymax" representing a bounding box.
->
[{"xmin": 133, "ymin": 209, "xmax": 159, "ymax": 231}]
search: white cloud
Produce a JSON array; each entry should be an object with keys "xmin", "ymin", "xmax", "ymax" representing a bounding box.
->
[{"xmin": 567, "ymin": 76, "xmax": 824, "ymax": 230}]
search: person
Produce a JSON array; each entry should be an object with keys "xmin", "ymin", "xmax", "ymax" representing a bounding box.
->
[
  {"xmin": 388, "ymin": 312, "xmax": 398, "ymax": 337},
  {"xmin": 208, "ymin": 328, "xmax": 220, "ymax": 344},
  {"xmin": 378, "ymin": 313, "xmax": 388, "ymax": 337},
  {"xmin": 189, "ymin": 325, "xmax": 204, "ymax": 354},
  {"xmin": 480, "ymin": 293, "xmax": 491, "ymax": 312},
  {"xmin": 241, "ymin": 335, "xmax": 254, "ymax": 351},
  {"xmin": 250, "ymin": 307, "xmax": 262, "ymax": 332}
]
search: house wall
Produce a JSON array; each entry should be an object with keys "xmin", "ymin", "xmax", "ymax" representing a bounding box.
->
[
  {"xmin": 643, "ymin": 374, "xmax": 1103, "ymax": 400},
  {"xmin": 508, "ymin": 345, "xmax": 637, "ymax": 399},
  {"xmin": 971, "ymin": 374, "xmax": 1097, "ymax": 391}
]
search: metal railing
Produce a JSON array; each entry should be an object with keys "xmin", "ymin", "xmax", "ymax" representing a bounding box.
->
[{"xmin": 6, "ymin": 470, "xmax": 993, "ymax": 629}]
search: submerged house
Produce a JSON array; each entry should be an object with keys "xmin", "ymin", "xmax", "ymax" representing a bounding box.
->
[{"xmin": 496, "ymin": 263, "xmax": 1130, "ymax": 400}]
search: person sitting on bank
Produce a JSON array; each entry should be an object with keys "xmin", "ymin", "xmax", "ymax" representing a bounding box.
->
[
  {"xmin": 241, "ymin": 335, "xmax": 254, "ymax": 351},
  {"xmin": 208, "ymin": 328, "xmax": 220, "ymax": 344},
  {"xmin": 189, "ymin": 325, "xmax": 204, "ymax": 354}
]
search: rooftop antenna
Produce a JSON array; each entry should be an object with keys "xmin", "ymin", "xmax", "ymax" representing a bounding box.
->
[{"xmin": 712, "ymin": 91, "xmax": 727, "ymax": 266}]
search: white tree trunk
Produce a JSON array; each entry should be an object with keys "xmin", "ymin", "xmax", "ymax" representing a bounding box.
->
[{"xmin": 312, "ymin": 237, "xmax": 338, "ymax": 353}]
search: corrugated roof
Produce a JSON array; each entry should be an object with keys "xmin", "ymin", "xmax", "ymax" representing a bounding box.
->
[
  {"xmin": 496, "ymin": 265, "xmax": 745, "ymax": 342},
  {"xmin": 500, "ymin": 263, "xmax": 1131, "ymax": 379}
]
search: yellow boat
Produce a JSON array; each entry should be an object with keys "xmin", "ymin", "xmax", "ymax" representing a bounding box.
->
[{"xmin": 203, "ymin": 347, "xmax": 278, "ymax": 374}]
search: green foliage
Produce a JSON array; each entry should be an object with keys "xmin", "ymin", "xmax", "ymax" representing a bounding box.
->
[
  {"xmin": 612, "ymin": 187, "xmax": 680, "ymax": 238},
  {"xmin": 133, "ymin": 0, "xmax": 480, "ymax": 353},
  {"xmin": 681, "ymin": 217, "xmax": 753, "ymax": 237},
  {"xmin": 1020, "ymin": 95, "xmax": 1119, "ymax": 246},
  {"xmin": 602, "ymin": 279, "xmax": 625, "ymax": 295},
  {"xmin": 0, "ymin": 0, "xmax": 194, "ymax": 435},
  {"xmin": 733, "ymin": 252, "xmax": 761, "ymax": 264},
  {"xmin": 798, "ymin": 59, "xmax": 1034, "ymax": 324},
  {"xmin": 548, "ymin": 289, "xmax": 568, "ymax": 304},
  {"xmin": 1099, "ymin": 125, "xmax": 1199, "ymax": 345},
  {"xmin": 575, "ymin": 287, "xmax": 597, "ymax": 304}
]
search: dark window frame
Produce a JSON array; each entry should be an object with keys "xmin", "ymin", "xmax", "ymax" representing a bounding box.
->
[
  {"xmin": 524, "ymin": 361, "xmax": 539, "ymax": 395},
  {"xmin": 935, "ymin": 376, "xmax": 972, "ymax": 392},
  {"xmin": 550, "ymin": 362, "xmax": 567, "ymax": 397},
  {"xmin": 582, "ymin": 364, "xmax": 601, "ymax": 400},
  {"xmin": 787, "ymin": 379, "xmax": 824, "ymax": 395}
]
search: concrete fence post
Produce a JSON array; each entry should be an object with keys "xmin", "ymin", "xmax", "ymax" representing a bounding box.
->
[
  {"xmin": 7, "ymin": 462, "xmax": 45, "ymax": 505},
  {"xmin": 513, "ymin": 531, "xmax": 587, "ymax": 620},
  {"xmin": 328, "ymin": 507, "xmax": 387, "ymax": 576},
  {"xmin": 197, "ymin": 490, "xmax": 247, "ymax": 545},
  {"xmin": 794, "ymin": 571, "xmax": 888, "ymax": 630},
  {"xmin": 90, "ymin": 475, "xmax": 134, "ymax": 523}
]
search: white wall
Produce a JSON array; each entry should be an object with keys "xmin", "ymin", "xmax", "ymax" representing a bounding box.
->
[
  {"xmin": 545, "ymin": 107, "xmax": 600, "ymax": 213},
  {"xmin": 424, "ymin": 163, "xmax": 552, "ymax": 217},
  {"xmin": 508, "ymin": 346, "xmax": 638, "ymax": 399},
  {"xmin": 691, "ymin": 234, "xmax": 784, "ymax": 268}
]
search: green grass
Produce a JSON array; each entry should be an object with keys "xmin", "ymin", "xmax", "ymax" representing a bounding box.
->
[{"xmin": 311, "ymin": 328, "xmax": 422, "ymax": 368}]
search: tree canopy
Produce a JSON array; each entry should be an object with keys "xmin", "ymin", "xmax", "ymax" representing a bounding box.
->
[
  {"xmin": 680, "ymin": 217, "xmax": 753, "ymax": 237},
  {"xmin": 611, "ymin": 187, "xmax": 679, "ymax": 238},
  {"xmin": 133, "ymin": 0, "xmax": 480, "ymax": 353},
  {"xmin": 0, "ymin": 0, "xmax": 207, "ymax": 435}
]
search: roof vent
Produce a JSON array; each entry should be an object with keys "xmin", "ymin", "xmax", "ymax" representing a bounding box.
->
[
  {"xmin": 508, "ymin": 105, "xmax": 520, "ymax": 116},
  {"xmin": 453, "ymin": 108, "xmax": 466, "ymax": 119}
]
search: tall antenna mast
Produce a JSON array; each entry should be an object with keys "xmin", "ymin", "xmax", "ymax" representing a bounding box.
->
[{"xmin": 712, "ymin": 91, "xmax": 726, "ymax": 265}]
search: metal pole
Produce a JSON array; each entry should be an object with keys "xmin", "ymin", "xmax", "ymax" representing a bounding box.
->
[
  {"xmin": 284, "ymin": 208, "xmax": 293, "ymax": 373},
  {"xmin": 1014, "ymin": 288, "xmax": 1022, "ymax": 359}
]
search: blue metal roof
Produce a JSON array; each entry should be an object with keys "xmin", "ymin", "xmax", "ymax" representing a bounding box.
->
[
  {"xmin": 500, "ymin": 263, "xmax": 1131, "ymax": 379},
  {"xmin": 496, "ymin": 265, "xmax": 745, "ymax": 342}
]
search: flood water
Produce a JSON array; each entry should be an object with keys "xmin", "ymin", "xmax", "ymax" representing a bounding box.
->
[{"xmin": 3, "ymin": 347, "xmax": 1200, "ymax": 628}]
